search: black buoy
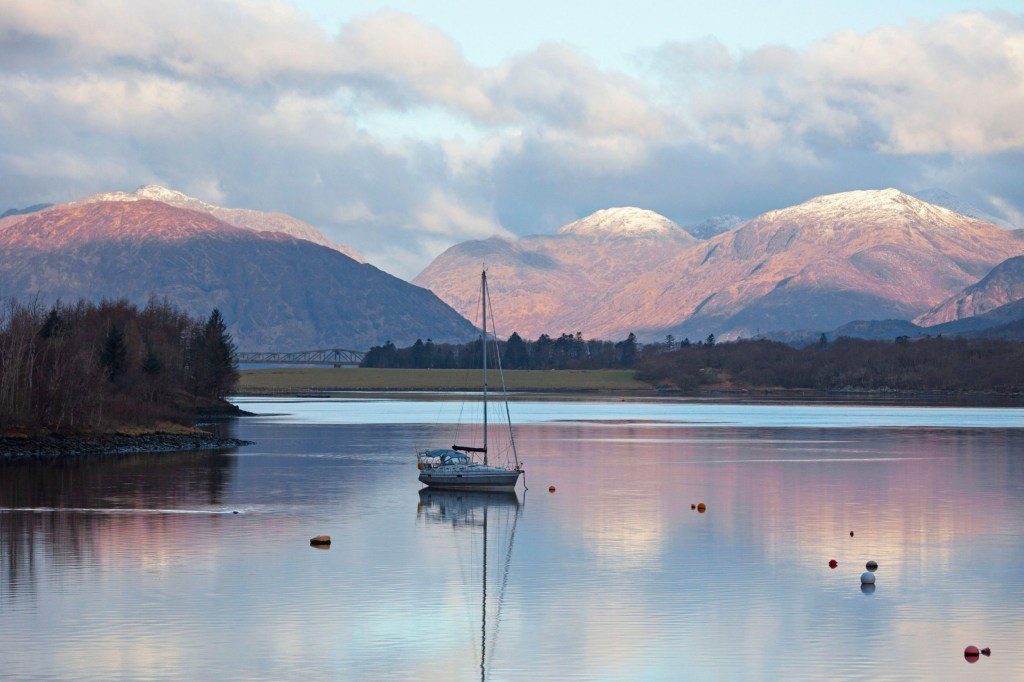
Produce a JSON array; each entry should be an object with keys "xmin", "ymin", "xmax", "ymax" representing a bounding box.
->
[{"xmin": 866, "ymin": 560, "xmax": 878, "ymax": 571}]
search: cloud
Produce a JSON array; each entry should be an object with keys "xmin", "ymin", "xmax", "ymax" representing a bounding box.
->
[
  {"xmin": 0, "ymin": 2, "xmax": 1022, "ymax": 277},
  {"xmin": 652, "ymin": 11, "xmax": 1024, "ymax": 155}
]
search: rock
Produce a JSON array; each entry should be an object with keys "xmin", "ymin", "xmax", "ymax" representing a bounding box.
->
[{"xmin": 309, "ymin": 535, "xmax": 331, "ymax": 546}]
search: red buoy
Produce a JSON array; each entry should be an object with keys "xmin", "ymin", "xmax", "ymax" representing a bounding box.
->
[
  {"xmin": 964, "ymin": 646, "xmax": 980, "ymax": 662},
  {"xmin": 828, "ymin": 559, "xmax": 838, "ymax": 569}
]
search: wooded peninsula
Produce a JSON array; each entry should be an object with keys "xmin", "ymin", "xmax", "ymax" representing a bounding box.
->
[{"xmin": 0, "ymin": 298, "xmax": 240, "ymax": 437}]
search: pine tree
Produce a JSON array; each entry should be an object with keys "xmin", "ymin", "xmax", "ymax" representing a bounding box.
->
[
  {"xmin": 202, "ymin": 309, "xmax": 238, "ymax": 399},
  {"xmin": 99, "ymin": 325, "xmax": 127, "ymax": 382}
]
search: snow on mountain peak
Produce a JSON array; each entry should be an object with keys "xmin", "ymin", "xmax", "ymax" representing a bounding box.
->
[{"xmin": 557, "ymin": 207, "xmax": 688, "ymax": 239}]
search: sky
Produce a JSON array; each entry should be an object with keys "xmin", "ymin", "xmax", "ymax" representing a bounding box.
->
[{"xmin": 1, "ymin": 0, "xmax": 1023, "ymax": 277}]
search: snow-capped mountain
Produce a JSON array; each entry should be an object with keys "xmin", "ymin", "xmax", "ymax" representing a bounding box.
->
[
  {"xmin": 0, "ymin": 194, "xmax": 471, "ymax": 348},
  {"xmin": 911, "ymin": 188, "xmax": 1017, "ymax": 230},
  {"xmin": 74, "ymin": 184, "xmax": 363, "ymax": 261},
  {"xmin": 414, "ymin": 208, "xmax": 694, "ymax": 336},
  {"xmin": 557, "ymin": 207, "xmax": 691, "ymax": 239},
  {"xmin": 416, "ymin": 189, "xmax": 1024, "ymax": 339},
  {"xmin": 683, "ymin": 214, "xmax": 744, "ymax": 240}
]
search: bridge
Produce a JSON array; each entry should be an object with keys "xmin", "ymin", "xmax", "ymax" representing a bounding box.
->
[{"xmin": 237, "ymin": 348, "xmax": 366, "ymax": 367}]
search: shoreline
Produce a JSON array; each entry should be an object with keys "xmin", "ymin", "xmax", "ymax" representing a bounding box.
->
[{"xmin": 0, "ymin": 432, "xmax": 253, "ymax": 462}]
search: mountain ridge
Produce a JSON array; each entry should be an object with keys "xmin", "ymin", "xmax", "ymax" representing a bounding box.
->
[
  {"xmin": 0, "ymin": 199, "xmax": 473, "ymax": 349},
  {"xmin": 416, "ymin": 189, "xmax": 1024, "ymax": 339}
]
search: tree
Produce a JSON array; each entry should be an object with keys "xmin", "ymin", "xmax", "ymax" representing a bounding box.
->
[
  {"xmin": 819, "ymin": 333, "xmax": 828, "ymax": 347},
  {"xmin": 665, "ymin": 334, "xmax": 676, "ymax": 351},
  {"xmin": 99, "ymin": 325, "xmax": 127, "ymax": 382},
  {"xmin": 706, "ymin": 333, "xmax": 716, "ymax": 347},
  {"xmin": 142, "ymin": 348, "xmax": 163, "ymax": 377},
  {"xmin": 505, "ymin": 332, "xmax": 528, "ymax": 369},
  {"xmin": 188, "ymin": 309, "xmax": 238, "ymax": 399},
  {"xmin": 616, "ymin": 332, "xmax": 638, "ymax": 366},
  {"xmin": 39, "ymin": 308, "xmax": 62, "ymax": 339}
]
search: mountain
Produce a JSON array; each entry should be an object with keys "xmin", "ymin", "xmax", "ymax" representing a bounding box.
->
[
  {"xmin": 414, "ymin": 207, "xmax": 696, "ymax": 336},
  {"xmin": 916, "ymin": 255, "xmax": 1024, "ymax": 326},
  {"xmin": 911, "ymin": 188, "xmax": 1016, "ymax": 230},
  {"xmin": 683, "ymin": 215, "xmax": 744, "ymax": 240},
  {"xmin": 71, "ymin": 184, "xmax": 363, "ymax": 261},
  {"xmin": 417, "ymin": 189, "xmax": 1024, "ymax": 340},
  {"xmin": 0, "ymin": 199, "xmax": 474, "ymax": 349},
  {"xmin": 1, "ymin": 203, "xmax": 52, "ymax": 219}
]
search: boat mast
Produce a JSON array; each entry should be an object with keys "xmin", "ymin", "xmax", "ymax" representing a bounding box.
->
[{"xmin": 481, "ymin": 269, "xmax": 488, "ymax": 465}]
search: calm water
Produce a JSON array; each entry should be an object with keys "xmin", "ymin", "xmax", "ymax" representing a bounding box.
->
[{"xmin": 2, "ymin": 396, "xmax": 1024, "ymax": 680}]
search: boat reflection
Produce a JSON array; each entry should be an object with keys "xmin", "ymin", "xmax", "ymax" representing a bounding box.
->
[{"xmin": 417, "ymin": 488, "xmax": 522, "ymax": 681}]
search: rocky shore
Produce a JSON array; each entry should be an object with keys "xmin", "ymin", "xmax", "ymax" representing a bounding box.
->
[{"xmin": 0, "ymin": 433, "xmax": 253, "ymax": 461}]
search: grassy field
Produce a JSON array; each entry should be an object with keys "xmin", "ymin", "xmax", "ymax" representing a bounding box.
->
[{"xmin": 238, "ymin": 367, "xmax": 650, "ymax": 393}]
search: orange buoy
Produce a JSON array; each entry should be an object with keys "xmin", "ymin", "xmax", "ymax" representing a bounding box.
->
[
  {"xmin": 548, "ymin": 485, "xmax": 556, "ymax": 493},
  {"xmin": 697, "ymin": 503, "xmax": 706, "ymax": 513}
]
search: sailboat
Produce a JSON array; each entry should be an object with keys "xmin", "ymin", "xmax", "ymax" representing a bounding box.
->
[{"xmin": 416, "ymin": 270, "xmax": 524, "ymax": 492}]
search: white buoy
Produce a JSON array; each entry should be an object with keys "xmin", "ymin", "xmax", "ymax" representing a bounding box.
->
[{"xmin": 860, "ymin": 571, "xmax": 875, "ymax": 584}]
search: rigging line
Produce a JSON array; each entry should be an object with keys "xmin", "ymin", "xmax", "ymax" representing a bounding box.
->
[
  {"xmin": 485, "ymin": 281, "xmax": 520, "ymax": 470},
  {"xmin": 453, "ymin": 283, "xmax": 485, "ymax": 449},
  {"xmin": 489, "ymin": 500, "xmax": 522, "ymax": 662},
  {"xmin": 481, "ymin": 505, "xmax": 488, "ymax": 682}
]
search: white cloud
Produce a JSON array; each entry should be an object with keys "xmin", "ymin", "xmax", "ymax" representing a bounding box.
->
[
  {"xmin": 653, "ymin": 11, "xmax": 1024, "ymax": 155},
  {"xmin": 0, "ymin": 2, "xmax": 1023, "ymax": 276}
]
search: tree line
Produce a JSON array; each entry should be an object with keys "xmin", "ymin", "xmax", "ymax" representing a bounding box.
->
[
  {"xmin": 362, "ymin": 332, "xmax": 641, "ymax": 369},
  {"xmin": 635, "ymin": 336, "xmax": 1024, "ymax": 393},
  {"xmin": 0, "ymin": 298, "xmax": 238, "ymax": 434}
]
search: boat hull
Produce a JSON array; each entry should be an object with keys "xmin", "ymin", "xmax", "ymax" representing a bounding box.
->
[{"xmin": 419, "ymin": 469, "xmax": 522, "ymax": 492}]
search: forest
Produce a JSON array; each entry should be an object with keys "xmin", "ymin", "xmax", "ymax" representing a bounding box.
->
[
  {"xmin": 361, "ymin": 332, "xmax": 641, "ymax": 369},
  {"xmin": 0, "ymin": 298, "xmax": 238, "ymax": 434},
  {"xmin": 636, "ymin": 336, "xmax": 1024, "ymax": 393}
]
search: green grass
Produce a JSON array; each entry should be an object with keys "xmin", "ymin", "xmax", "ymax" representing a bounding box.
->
[{"xmin": 238, "ymin": 367, "xmax": 650, "ymax": 393}]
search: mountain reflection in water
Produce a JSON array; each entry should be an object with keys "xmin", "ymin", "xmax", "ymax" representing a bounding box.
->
[{"xmin": 1, "ymin": 397, "xmax": 1023, "ymax": 680}]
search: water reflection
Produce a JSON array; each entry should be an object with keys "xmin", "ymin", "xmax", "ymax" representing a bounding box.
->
[
  {"xmin": 417, "ymin": 489, "xmax": 522, "ymax": 681},
  {"xmin": 0, "ymin": 450, "xmax": 235, "ymax": 598},
  {"xmin": 2, "ymin": 401, "xmax": 1024, "ymax": 679}
]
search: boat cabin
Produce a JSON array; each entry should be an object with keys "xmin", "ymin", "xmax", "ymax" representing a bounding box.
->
[{"xmin": 417, "ymin": 449, "xmax": 476, "ymax": 470}]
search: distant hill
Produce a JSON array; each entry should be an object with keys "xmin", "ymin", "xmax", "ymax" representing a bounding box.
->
[
  {"xmin": 761, "ymin": 298, "xmax": 1024, "ymax": 345},
  {"xmin": 0, "ymin": 199, "xmax": 474, "ymax": 349},
  {"xmin": 682, "ymin": 215, "xmax": 744, "ymax": 240},
  {"xmin": 1, "ymin": 203, "xmax": 52, "ymax": 219},
  {"xmin": 917, "ymin": 255, "xmax": 1024, "ymax": 326},
  {"xmin": 418, "ymin": 189, "xmax": 1024, "ymax": 340}
]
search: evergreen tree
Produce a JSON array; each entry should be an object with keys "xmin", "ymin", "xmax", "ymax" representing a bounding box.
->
[
  {"xmin": 706, "ymin": 333, "xmax": 716, "ymax": 346},
  {"xmin": 505, "ymin": 332, "xmax": 528, "ymax": 369},
  {"xmin": 202, "ymin": 309, "xmax": 238, "ymax": 398},
  {"xmin": 99, "ymin": 325, "xmax": 127, "ymax": 382},
  {"xmin": 39, "ymin": 308, "xmax": 62, "ymax": 339},
  {"xmin": 616, "ymin": 332, "xmax": 638, "ymax": 366},
  {"xmin": 142, "ymin": 347, "xmax": 163, "ymax": 376}
]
